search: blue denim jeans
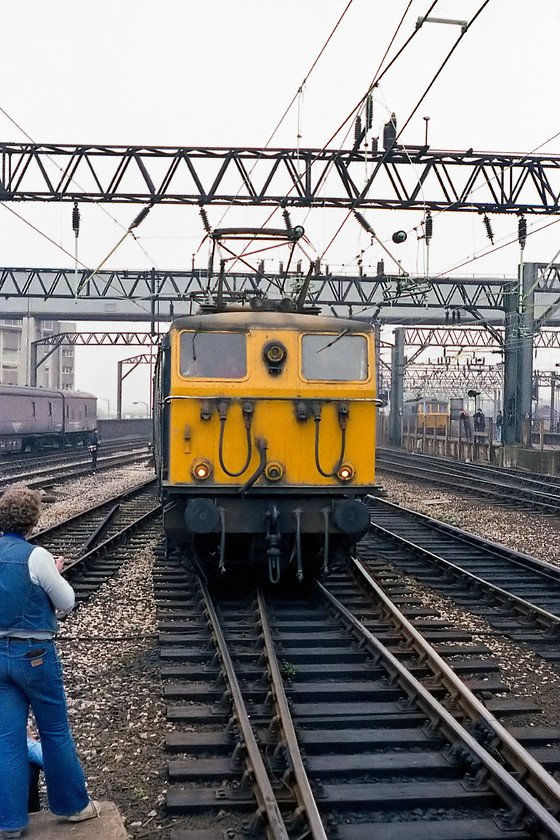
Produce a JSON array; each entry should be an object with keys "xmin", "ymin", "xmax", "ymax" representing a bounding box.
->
[{"xmin": 0, "ymin": 638, "xmax": 89, "ymax": 831}]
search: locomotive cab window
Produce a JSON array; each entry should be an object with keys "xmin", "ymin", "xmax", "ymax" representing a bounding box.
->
[
  {"xmin": 301, "ymin": 334, "xmax": 368, "ymax": 381},
  {"xmin": 179, "ymin": 331, "xmax": 247, "ymax": 378}
]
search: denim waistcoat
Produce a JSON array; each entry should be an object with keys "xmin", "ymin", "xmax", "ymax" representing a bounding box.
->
[{"xmin": 0, "ymin": 533, "xmax": 57, "ymax": 634}]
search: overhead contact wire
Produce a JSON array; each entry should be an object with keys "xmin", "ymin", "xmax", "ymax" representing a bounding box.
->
[
  {"xmin": 0, "ymin": 106, "xmax": 161, "ymax": 278},
  {"xmin": 233, "ymin": 0, "xmax": 429, "ymax": 270},
  {"xmin": 214, "ymin": 0, "xmax": 357, "ymax": 238},
  {"xmin": 320, "ymin": 0, "xmax": 491, "ymax": 263}
]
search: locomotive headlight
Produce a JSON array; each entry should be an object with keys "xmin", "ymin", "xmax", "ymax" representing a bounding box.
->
[
  {"xmin": 337, "ymin": 464, "xmax": 355, "ymax": 482},
  {"xmin": 265, "ymin": 461, "xmax": 284, "ymax": 482},
  {"xmin": 264, "ymin": 342, "xmax": 286, "ymax": 363},
  {"xmin": 263, "ymin": 341, "xmax": 287, "ymax": 375},
  {"xmin": 191, "ymin": 458, "xmax": 213, "ymax": 481}
]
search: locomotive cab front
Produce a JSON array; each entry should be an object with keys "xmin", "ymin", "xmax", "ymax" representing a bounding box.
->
[{"xmin": 154, "ymin": 305, "xmax": 378, "ymax": 582}]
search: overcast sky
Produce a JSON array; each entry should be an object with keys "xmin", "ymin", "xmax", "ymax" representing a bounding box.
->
[{"xmin": 1, "ymin": 0, "xmax": 559, "ymax": 410}]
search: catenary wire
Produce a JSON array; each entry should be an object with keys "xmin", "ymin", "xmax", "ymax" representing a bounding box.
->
[
  {"xmin": 230, "ymin": 0, "xmax": 431, "ymax": 273},
  {"xmin": 0, "ymin": 108, "xmax": 161, "ymax": 274},
  {"xmin": 319, "ymin": 0, "xmax": 492, "ymax": 264},
  {"xmin": 213, "ymin": 0, "xmax": 359, "ymax": 235}
]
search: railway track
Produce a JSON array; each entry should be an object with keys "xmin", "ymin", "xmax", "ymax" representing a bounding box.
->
[
  {"xmin": 0, "ymin": 439, "xmax": 152, "ymax": 493},
  {"xmin": 376, "ymin": 448, "xmax": 560, "ymax": 513},
  {"xmin": 364, "ymin": 496, "xmax": 560, "ymax": 662},
  {"xmin": 154, "ymin": 550, "xmax": 560, "ymax": 839},
  {"xmin": 34, "ymin": 478, "xmax": 161, "ymax": 604}
]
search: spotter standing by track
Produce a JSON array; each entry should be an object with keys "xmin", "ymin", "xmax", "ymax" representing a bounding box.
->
[
  {"xmin": 0, "ymin": 486, "xmax": 99, "ymax": 838},
  {"xmin": 88, "ymin": 428, "xmax": 99, "ymax": 471}
]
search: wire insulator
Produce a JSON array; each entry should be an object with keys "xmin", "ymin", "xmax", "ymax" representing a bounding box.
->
[
  {"xmin": 483, "ymin": 214, "xmax": 494, "ymax": 244},
  {"xmin": 72, "ymin": 202, "xmax": 80, "ymax": 236},
  {"xmin": 353, "ymin": 211, "xmax": 374, "ymax": 235},
  {"xmin": 365, "ymin": 94, "xmax": 373, "ymax": 131},
  {"xmin": 199, "ymin": 206, "xmax": 212, "ymax": 233},
  {"xmin": 425, "ymin": 211, "xmax": 433, "ymax": 243},
  {"xmin": 282, "ymin": 209, "xmax": 292, "ymax": 232},
  {"xmin": 518, "ymin": 216, "xmax": 527, "ymax": 249},
  {"xmin": 129, "ymin": 205, "xmax": 151, "ymax": 230},
  {"xmin": 354, "ymin": 116, "xmax": 362, "ymax": 144}
]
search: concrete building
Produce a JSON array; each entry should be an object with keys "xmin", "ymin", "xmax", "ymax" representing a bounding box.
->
[{"xmin": 0, "ymin": 317, "xmax": 76, "ymax": 389}]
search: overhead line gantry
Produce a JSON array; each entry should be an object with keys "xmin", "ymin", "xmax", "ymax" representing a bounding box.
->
[
  {"xmin": 3, "ymin": 141, "xmax": 560, "ymax": 446},
  {"xmin": 1, "ymin": 143, "xmax": 560, "ymax": 212}
]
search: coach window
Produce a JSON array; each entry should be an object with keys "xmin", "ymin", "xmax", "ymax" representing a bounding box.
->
[
  {"xmin": 32, "ymin": 401, "xmax": 36, "ymax": 418},
  {"xmin": 48, "ymin": 402, "xmax": 53, "ymax": 417},
  {"xmin": 301, "ymin": 334, "xmax": 368, "ymax": 381},
  {"xmin": 179, "ymin": 331, "xmax": 247, "ymax": 378}
]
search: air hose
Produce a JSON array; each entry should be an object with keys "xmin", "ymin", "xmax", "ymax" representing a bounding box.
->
[
  {"xmin": 240, "ymin": 437, "xmax": 268, "ymax": 495},
  {"xmin": 314, "ymin": 402, "xmax": 347, "ymax": 478},
  {"xmin": 218, "ymin": 401, "xmax": 253, "ymax": 477}
]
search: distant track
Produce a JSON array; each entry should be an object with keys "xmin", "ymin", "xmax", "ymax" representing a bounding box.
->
[
  {"xmin": 377, "ymin": 447, "xmax": 560, "ymax": 513},
  {"xmin": 35, "ymin": 478, "xmax": 161, "ymax": 604},
  {"xmin": 0, "ymin": 441, "xmax": 152, "ymax": 493}
]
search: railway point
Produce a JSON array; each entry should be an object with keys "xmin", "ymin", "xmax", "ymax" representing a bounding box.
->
[{"xmin": 26, "ymin": 801, "xmax": 127, "ymax": 839}]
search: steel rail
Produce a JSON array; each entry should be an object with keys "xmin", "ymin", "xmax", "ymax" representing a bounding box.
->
[
  {"xmin": 61, "ymin": 504, "xmax": 161, "ymax": 575},
  {"xmin": 0, "ymin": 447, "xmax": 151, "ymax": 493},
  {"xmin": 256, "ymin": 587, "xmax": 328, "ymax": 840},
  {"xmin": 32, "ymin": 478, "xmax": 157, "ymax": 542},
  {"xmin": 351, "ymin": 558, "xmax": 560, "ymax": 808},
  {"xmin": 370, "ymin": 495, "xmax": 560, "ymax": 585},
  {"xmin": 378, "ymin": 449, "xmax": 560, "ymax": 496},
  {"xmin": 366, "ymin": 499, "xmax": 560, "ymax": 630},
  {"xmin": 376, "ymin": 455, "xmax": 560, "ymax": 513},
  {"xmin": 197, "ymin": 576, "xmax": 290, "ymax": 840},
  {"xmin": 318, "ymin": 568, "xmax": 560, "ymax": 835}
]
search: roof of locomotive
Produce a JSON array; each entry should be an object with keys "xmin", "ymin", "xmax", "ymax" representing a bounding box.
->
[{"xmin": 169, "ymin": 307, "xmax": 374, "ymax": 334}]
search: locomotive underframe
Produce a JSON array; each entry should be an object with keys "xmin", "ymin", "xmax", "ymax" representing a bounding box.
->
[{"xmin": 162, "ymin": 487, "xmax": 374, "ymax": 583}]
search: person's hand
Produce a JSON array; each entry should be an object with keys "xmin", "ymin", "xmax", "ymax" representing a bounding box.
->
[{"xmin": 55, "ymin": 556, "xmax": 65, "ymax": 573}]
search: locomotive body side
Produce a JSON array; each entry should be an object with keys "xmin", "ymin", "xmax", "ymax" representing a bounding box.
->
[{"xmin": 155, "ymin": 308, "xmax": 378, "ymax": 580}]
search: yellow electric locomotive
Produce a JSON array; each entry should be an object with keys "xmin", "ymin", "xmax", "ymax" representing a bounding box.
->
[{"xmin": 153, "ymin": 298, "xmax": 378, "ymax": 582}]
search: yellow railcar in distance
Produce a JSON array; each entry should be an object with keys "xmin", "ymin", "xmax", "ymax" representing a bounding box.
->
[
  {"xmin": 153, "ymin": 300, "xmax": 380, "ymax": 583},
  {"xmin": 403, "ymin": 399, "xmax": 449, "ymax": 431}
]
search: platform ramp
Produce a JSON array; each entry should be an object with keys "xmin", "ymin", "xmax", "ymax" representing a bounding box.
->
[{"xmin": 28, "ymin": 801, "xmax": 126, "ymax": 839}]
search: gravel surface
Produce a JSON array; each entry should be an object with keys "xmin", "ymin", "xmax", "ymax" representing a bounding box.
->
[{"xmin": 25, "ymin": 464, "xmax": 560, "ymax": 838}]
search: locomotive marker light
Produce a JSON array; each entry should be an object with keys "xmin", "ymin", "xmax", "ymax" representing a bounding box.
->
[
  {"xmin": 191, "ymin": 458, "xmax": 213, "ymax": 481},
  {"xmin": 336, "ymin": 464, "xmax": 355, "ymax": 482}
]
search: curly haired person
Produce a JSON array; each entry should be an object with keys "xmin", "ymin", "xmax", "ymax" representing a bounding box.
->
[{"xmin": 0, "ymin": 486, "xmax": 99, "ymax": 838}]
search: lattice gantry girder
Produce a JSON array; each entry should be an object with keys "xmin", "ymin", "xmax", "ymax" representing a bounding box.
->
[
  {"xmin": 404, "ymin": 368, "xmax": 503, "ymax": 391},
  {"xmin": 0, "ymin": 268, "xmax": 533, "ymax": 311},
  {"xmin": 2, "ymin": 144, "xmax": 560, "ymax": 212},
  {"xmin": 404, "ymin": 327, "xmax": 560, "ymax": 349},
  {"xmin": 34, "ymin": 332, "xmax": 162, "ymax": 347}
]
